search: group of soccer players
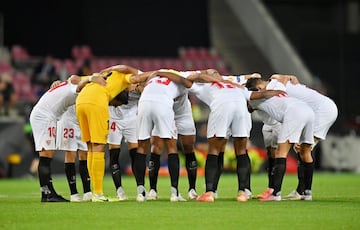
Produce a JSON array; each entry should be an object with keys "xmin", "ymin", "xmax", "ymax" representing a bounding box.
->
[{"xmin": 29, "ymin": 64, "xmax": 337, "ymax": 202}]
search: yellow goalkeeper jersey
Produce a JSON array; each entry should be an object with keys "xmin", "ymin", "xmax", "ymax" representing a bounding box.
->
[{"xmin": 76, "ymin": 71, "xmax": 132, "ymax": 109}]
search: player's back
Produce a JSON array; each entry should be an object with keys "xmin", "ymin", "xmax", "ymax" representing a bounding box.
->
[
  {"xmin": 33, "ymin": 80, "xmax": 78, "ymax": 119},
  {"xmin": 285, "ymin": 83, "xmax": 336, "ymax": 111},
  {"xmin": 250, "ymin": 94, "xmax": 309, "ymax": 123},
  {"xmin": 190, "ymin": 81, "xmax": 246, "ymax": 107},
  {"xmin": 140, "ymin": 76, "xmax": 186, "ymax": 105},
  {"xmin": 77, "ymin": 71, "xmax": 132, "ymax": 108}
]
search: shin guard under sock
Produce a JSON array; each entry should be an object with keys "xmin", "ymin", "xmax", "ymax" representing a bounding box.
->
[
  {"xmin": 185, "ymin": 152, "xmax": 197, "ymax": 190},
  {"xmin": 38, "ymin": 156, "xmax": 56, "ymax": 196},
  {"xmin": 64, "ymin": 162, "xmax": 78, "ymax": 195},
  {"xmin": 236, "ymin": 153, "xmax": 251, "ymax": 191},
  {"xmin": 296, "ymin": 153, "xmax": 305, "ymax": 194},
  {"xmin": 149, "ymin": 153, "xmax": 160, "ymax": 191},
  {"xmin": 87, "ymin": 152, "xmax": 93, "ymax": 181},
  {"xmin": 205, "ymin": 154, "xmax": 218, "ymax": 192},
  {"xmin": 133, "ymin": 153, "xmax": 147, "ymax": 186},
  {"xmin": 303, "ymin": 162, "xmax": 314, "ymax": 191},
  {"xmin": 79, "ymin": 160, "xmax": 91, "ymax": 193},
  {"xmin": 268, "ymin": 157, "xmax": 275, "ymax": 189},
  {"xmin": 129, "ymin": 148, "xmax": 137, "ymax": 174},
  {"xmin": 168, "ymin": 153, "xmax": 180, "ymax": 189},
  {"xmin": 272, "ymin": 158, "xmax": 287, "ymax": 196},
  {"xmin": 110, "ymin": 148, "xmax": 122, "ymax": 189},
  {"xmin": 213, "ymin": 152, "xmax": 224, "ymax": 191}
]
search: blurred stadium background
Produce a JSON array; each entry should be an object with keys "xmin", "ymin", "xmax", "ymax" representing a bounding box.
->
[{"xmin": 0, "ymin": 0, "xmax": 359, "ymax": 177}]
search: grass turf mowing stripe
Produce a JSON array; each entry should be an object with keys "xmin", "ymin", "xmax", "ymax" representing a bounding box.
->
[{"xmin": 0, "ymin": 172, "xmax": 359, "ymax": 229}]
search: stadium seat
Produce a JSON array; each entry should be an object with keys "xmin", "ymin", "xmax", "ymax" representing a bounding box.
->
[
  {"xmin": 11, "ymin": 45, "xmax": 30, "ymax": 60},
  {"xmin": 64, "ymin": 59, "xmax": 78, "ymax": 74},
  {"xmin": 80, "ymin": 45, "xmax": 93, "ymax": 59},
  {"xmin": 71, "ymin": 46, "xmax": 82, "ymax": 59},
  {"xmin": 0, "ymin": 61, "xmax": 12, "ymax": 72},
  {"xmin": 12, "ymin": 71, "xmax": 37, "ymax": 102}
]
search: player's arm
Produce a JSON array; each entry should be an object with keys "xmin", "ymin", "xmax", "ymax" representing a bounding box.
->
[
  {"xmin": 186, "ymin": 72, "xmax": 222, "ymax": 83},
  {"xmin": 150, "ymin": 70, "xmax": 193, "ymax": 88},
  {"xmin": 247, "ymin": 102, "xmax": 256, "ymax": 113},
  {"xmin": 50, "ymin": 80, "xmax": 62, "ymax": 88},
  {"xmin": 270, "ymin": 74, "xmax": 299, "ymax": 85},
  {"xmin": 76, "ymin": 74, "xmax": 107, "ymax": 93},
  {"xmin": 188, "ymin": 71, "xmax": 243, "ymax": 90},
  {"xmin": 249, "ymin": 89, "xmax": 286, "ymax": 100},
  {"xmin": 129, "ymin": 71, "xmax": 155, "ymax": 84},
  {"xmin": 100, "ymin": 64, "xmax": 139, "ymax": 75}
]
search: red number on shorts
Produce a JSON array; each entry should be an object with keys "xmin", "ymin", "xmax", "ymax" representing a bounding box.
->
[
  {"xmin": 48, "ymin": 126, "xmax": 56, "ymax": 137},
  {"xmin": 63, "ymin": 128, "xmax": 74, "ymax": 138},
  {"xmin": 110, "ymin": 122, "xmax": 116, "ymax": 132}
]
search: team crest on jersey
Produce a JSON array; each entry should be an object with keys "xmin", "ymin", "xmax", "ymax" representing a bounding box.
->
[{"xmin": 46, "ymin": 140, "xmax": 51, "ymax": 146}]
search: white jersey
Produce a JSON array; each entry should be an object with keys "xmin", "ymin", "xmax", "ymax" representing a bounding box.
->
[
  {"xmin": 190, "ymin": 81, "xmax": 252, "ymax": 107},
  {"xmin": 56, "ymin": 105, "xmax": 87, "ymax": 151},
  {"xmin": 139, "ymin": 76, "xmax": 186, "ymax": 106},
  {"xmin": 189, "ymin": 81, "xmax": 252, "ymax": 138},
  {"xmin": 285, "ymin": 82, "xmax": 338, "ymax": 140},
  {"xmin": 59, "ymin": 104, "xmax": 78, "ymax": 124},
  {"xmin": 248, "ymin": 79, "xmax": 315, "ymax": 144},
  {"xmin": 29, "ymin": 79, "xmax": 78, "ymax": 151},
  {"xmin": 108, "ymin": 91, "xmax": 140, "ymax": 144},
  {"xmin": 110, "ymin": 91, "xmax": 140, "ymax": 120},
  {"xmin": 137, "ymin": 72, "xmax": 187, "ymax": 140},
  {"xmin": 31, "ymin": 80, "xmax": 78, "ymax": 120}
]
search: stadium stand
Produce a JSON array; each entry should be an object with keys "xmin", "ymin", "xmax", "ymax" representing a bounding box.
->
[{"xmin": 0, "ymin": 45, "xmax": 231, "ymax": 114}]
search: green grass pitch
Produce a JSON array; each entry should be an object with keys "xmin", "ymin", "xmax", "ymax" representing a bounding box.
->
[{"xmin": 0, "ymin": 172, "xmax": 359, "ymax": 229}]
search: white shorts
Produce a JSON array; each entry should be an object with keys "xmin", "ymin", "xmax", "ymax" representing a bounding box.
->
[
  {"xmin": 56, "ymin": 119, "xmax": 87, "ymax": 151},
  {"xmin": 313, "ymin": 99, "xmax": 338, "ymax": 140},
  {"xmin": 207, "ymin": 100, "xmax": 251, "ymax": 138},
  {"xmin": 173, "ymin": 95, "xmax": 196, "ymax": 135},
  {"xmin": 108, "ymin": 117, "xmax": 138, "ymax": 144},
  {"xmin": 175, "ymin": 110, "xmax": 196, "ymax": 137},
  {"xmin": 277, "ymin": 105, "xmax": 315, "ymax": 145},
  {"xmin": 29, "ymin": 108, "xmax": 57, "ymax": 151},
  {"xmin": 137, "ymin": 101, "xmax": 177, "ymax": 140},
  {"xmin": 262, "ymin": 123, "xmax": 281, "ymax": 148}
]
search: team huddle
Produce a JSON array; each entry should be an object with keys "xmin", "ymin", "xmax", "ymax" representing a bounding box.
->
[{"xmin": 29, "ymin": 64, "xmax": 338, "ymax": 203}]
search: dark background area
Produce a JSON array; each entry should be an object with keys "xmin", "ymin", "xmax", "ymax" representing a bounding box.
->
[
  {"xmin": 263, "ymin": 0, "xmax": 360, "ymax": 134},
  {"xmin": 1, "ymin": 0, "xmax": 210, "ymax": 58}
]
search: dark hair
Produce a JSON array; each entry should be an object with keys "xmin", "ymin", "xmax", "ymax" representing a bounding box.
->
[
  {"xmin": 245, "ymin": 78, "xmax": 263, "ymax": 91},
  {"xmin": 114, "ymin": 90, "xmax": 129, "ymax": 105}
]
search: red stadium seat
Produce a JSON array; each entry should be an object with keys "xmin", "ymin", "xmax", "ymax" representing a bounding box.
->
[
  {"xmin": 11, "ymin": 45, "xmax": 30, "ymax": 60},
  {"xmin": 12, "ymin": 71, "xmax": 37, "ymax": 101},
  {"xmin": 0, "ymin": 61, "xmax": 12, "ymax": 72},
  {"xmin": 80, "ymin": 45, "xmax": 93, "ymax": 59}
]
